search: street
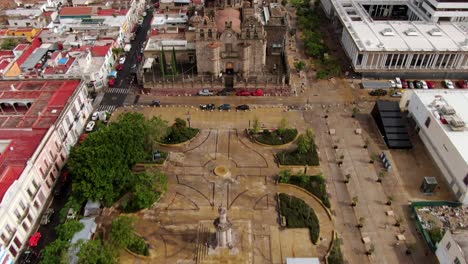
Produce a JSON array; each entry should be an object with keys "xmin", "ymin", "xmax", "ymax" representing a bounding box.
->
[{"xmin": 97, "ymin": 10, "xmax": 154, "ymax": 112}]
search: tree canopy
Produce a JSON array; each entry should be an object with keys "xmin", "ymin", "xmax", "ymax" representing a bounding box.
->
[
  {"xmin": 110, "ymin": 216, "xmax": 136, "ymax": 250},
  {"xmin": 77, "ymin": 239, "xmax": 117, "ymax": 264}
]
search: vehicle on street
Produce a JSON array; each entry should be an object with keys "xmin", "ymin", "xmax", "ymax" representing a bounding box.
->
[
  {"xmin": 251, "ymin": 89, "xmax": 264, "ymax": 96},
  {"xmin": 116, "ymin": 64, "xmax": 124, "ymax": 71},
  {"xmin": 200, "ymin": 104, "xmax": 215, "ymax": 110},
  {"xmin": 198, "ymin": 89, "xmax": 214, "ymax": 96},
  {"xmin": 420, "ymin": 80, "xmax": 428, "ymax": 89},
  {"xmin": 85, "ymin": 121, "xmax": 95, "ymax": 132},
  {"xmin": 108, "ymin": 77, "xmax": 116, "ymax": 87},
  {"xmin": 408, "ymin": 81, "xmax": 414, "ymax": 89},
  {"xmin": 444, "ymin": 79, "xmax": 455, "ymax": 89},
  {"xmin": 389, "ymin": 80, "xmax": 396, "ymax": 88},
  {"xmin": 143, "ymin": 11, "xmax": 147, "ymax": 17},
  {"xmin": 236, "ymin": 104, "xmax": 250, "ymax": 110},
  {"xmin": 40, "ymin": 208, "xmax": 54, "ymax": 225},
  {"xmin": 413, "ymin": 80, "xmax": 422, "ymax": 89},
  {"xmin": 401, "ymin": 79, "xmax": 408, "ymax": 88},
  {"xmin": 118, "ymin": 57, "xmax": 126, "ymax": 64},
  {"xmin": 395, "ymin": 77, "xmax": 402, "ymax": 88},
  {"xmin": 236, "ymin": 90, "xmax": 251, "ymax": 96},
  {"xmin": 217, "ymin": 90, "xmax": 228, "ymax": 96},
  {"xmin": 426, "ymin": 81, "xmax": 436, "ymax": 89},
  {"xmin": 91, "ymin": 112, "xmax": 99, "ymax": 121},
  {"xmin": 150, "ymin": 100, "xmax": 160, "ymax": 107},
  {"xmin": 391, "ymin": 91, "xmax": 403, "ymax": 97},
  {"xmin": 218, "ymin": 104, "xmax": 231, "ymax": 110},
  {"xmin": 22, "ymin": 250, "xmax": 37, "ymax": 263},
  {"xmin": 456, "ymin": 80, "xmax": 468, "ymax": 88}
]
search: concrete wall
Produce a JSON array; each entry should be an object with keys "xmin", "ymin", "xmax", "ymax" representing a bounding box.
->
[{"xmin": 435, "ymin": 231, "xmax": 467, "ymax": 264}]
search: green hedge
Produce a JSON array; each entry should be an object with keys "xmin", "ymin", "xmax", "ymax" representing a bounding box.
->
[
  {"xmin": 253, "ymin": 128, "xmax": 298, "ymax": 145},
  {"xmin": 327, "ymin": 238, "xmax": 344, "ymax": 264},
  {"xmin": 278, "ymin": 193, "xmax": 320, "ymax": 244},
  {"xmin": 279, "ymin": 172, "xmax": 330, "ymax": 208},
  {"xmin": 161, "ymin": 127, "xmax": 199, "ymax": 144},
  {"xmin": 276, "ymin": 148, "xmax": 319, "ymax": 166},
  {"xmin": 128, "ymin": 236, "xmax": 149, "ymax": 256}
]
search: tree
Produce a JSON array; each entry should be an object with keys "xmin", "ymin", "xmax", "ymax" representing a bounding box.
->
[
  {"xmin": 1, "ymin": 38, "xmax": 18, "ymax": 50},
  {"xmin": 277, "ymin": 117, "xmax": 289, "ymax": 135},
  {"xmin": 357, "ymin": 217, "xmax": 365, "ymax": 228},
  {"xmin": 377, "ymin": 171, "xmax": 386, "ymax": 183},
  {"xmin": 278, "ymin": 169, "xmax": 292, "ymax": 183},
  {"xmin": 344, "ymin": 174, "xmax": 351, "ymax": 184},
  {"xmin": 110, "ymin": 216, "xmax": 136, "ymax": 249},
  {"xmin": 351, "ymin": 196, "xmax": 358, "ymax": 207},
  {"xmin": 252, "ymin": 116, "xmax": 260, "ymax": 134},
  {"xmin": 428, "ymin": 226, "xmax": 443, "ymax": 243},
  {"xmin": 294, "ymin": 60, "xmax": 306, "ymax": 72},
  {"xmin": 395, "ymin": 216, "xmax": 403, "ymax": 227},
  {"xmin": 111, "ymin": 47, "xmax": 124, "ymax": 57},
  {"xmin": 386, "ymin": 196, "xmax": 394, "ymax": 206},
  {"xmin": 281, "ymin": 0, "xmax": 287, "ymax": 6},
  {"xmin": 41, "ymin": 240, "xmax": 69, "ymax": 264},
  {"xmin": 145, "ymin": 116, "xmax": 168, "ymax": 151},
  {"xmin": 56, "ymin": 220, "xmax": 84, "ymax": 241},
  {"xmin": 174, "ymin": 117, "xmax": 187, "ymax": 128},
  {"xmin": 124, "ymin": 170, "xmax": 168, "ymax": 212},
  {"xmin": 77, "ymin": 239, "xmax": 117, "ymax": 264}
]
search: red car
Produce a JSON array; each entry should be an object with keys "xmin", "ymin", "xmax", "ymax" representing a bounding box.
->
[
  {"xmin": 116, "ymin": 64, "xmax": 124, "ymax": 71},
  {"xmin": 108, "ymin": 77, "xmax": 116, "ymax": 87},
  {"xmin": 401, "ymin": 79, "xmax": 408, "ymax": 89},
  {"xmin": 29, "ymin": 232, "xmax": 42, "ymax": 247},
  {"xmin": 137, "ymin": 55, "xmax": 142, "ymax": 62},
  {"xmin": 426, "ymin": 81, "xmax": 436, "ymax": 89},
  {"xmin": 251, "ymin": 89, "xmax": 264, "ymax": 96},
  {"xmin": 456, "ymin": 80, "xmax": 468, "ymax": 88},
  {"xmin": 236, "ymin": 90, "xmax": 250, "ymax": 96}
]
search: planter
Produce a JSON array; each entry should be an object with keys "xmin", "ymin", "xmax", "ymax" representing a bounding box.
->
[
  {"xmin": 248, "ymin": 129, "xmax": 299, "ymax": 148},
  {"xmin": 157, "ymin": 131, "xmax": 200, "ymax": 147}
]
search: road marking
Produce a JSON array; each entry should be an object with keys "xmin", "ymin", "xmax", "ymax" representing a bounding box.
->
[
  {"xmin": 106, "ymin": 88, "xmax": 129, "ymax": 94},
  {"xmin": 97, "ymin": 105, "xmax": 116, "ymax": 112}
]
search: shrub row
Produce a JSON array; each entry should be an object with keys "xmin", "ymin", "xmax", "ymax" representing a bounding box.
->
[{"xmin": 253, "ymin": 128, "xmax": 298, "ymax": 145}]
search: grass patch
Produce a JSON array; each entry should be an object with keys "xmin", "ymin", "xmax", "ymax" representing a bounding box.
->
[
  {"xmin": 161, "ymin": 127, "xmax": 199, "ymax": 144},
  {"xmin": 279, "ymin": 171, "xmax": 330, "ymax": 208},
  {"xmin": 128, "ymin": 236, "xmax": 149, "ymax": 256},
  {"xmin": 278, "ymin": 193, "xmax": 320, "ymax": 244},
  {"xmin": 276, "ymin": 148, "xmax": 319, "ymax": 166},
  {"xmin": 327, "ymin": 237, "xmax": 344, "ymax": 264},
  {"xmin": 252, "ymin": 128, "xmax": 298, "ymax": 145}
]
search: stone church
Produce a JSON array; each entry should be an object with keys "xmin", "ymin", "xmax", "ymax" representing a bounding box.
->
[{"xmin": 190, "ymin": 1, "xmax": 267, "ymax": 77}]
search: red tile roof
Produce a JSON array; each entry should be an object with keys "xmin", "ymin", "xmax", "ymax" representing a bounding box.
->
[
  {"xmin": 59, "ymin": 7, "xmax": 93, "ymax": 16},
  {"xmin": 91, "ymin": 45, "xmax": 111, "ymax": 57},
  {"xmin": 0, "ymin": 80, "xmax": 81, "ymax": 203},
  {"xmin": 0, "ymin": 51, "xmax": 13, "ymax": 57},
  {"xmin": 97, "ymin": 9, "xmax": 129, "ymax": 16},
  {"xmin": 43, "ymin": 11, "xmax": 54, "ymax": 17},
  {"xmin": 16, "ymin": 35, "xmax": 42, "ymax": 67},
  {"xmin": 14, "ymin": 44, "xmax": 29, "ymax": 51}
]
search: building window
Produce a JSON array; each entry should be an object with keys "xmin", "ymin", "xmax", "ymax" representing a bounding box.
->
[
  {"xmin": 27, "ymin": 188, "xmax": 33, "ymax": 198},
  {"xmin": 19, "ymin": 200, "xmax": 26, "ymax": 210},
  {"xmin": 425, "ymin": 117, "xmax": 431, "ymax": 128},
  {"xmin": 9, "ymin": 246, "xmax": 17, "ymax": 257},
  {"xmin": 5, "ymin": 224, "xmax": 13, "ymax": 235},
  {"xmin": 454, "ymin": 257, "xmax": 461, "ymax": 264},
  {"xmin": 22, "ymin": 221, "xmax": 29, "ymax": 232},
  {"xmin": 27, "ymin": 214, "xmax": 33, "ymax": 223},
  {"xmin": 13, "ymin": 237, "xmax": 21, "ymax": 248},
  {"xmin": 446, "ymin": 241, "xmax": 451, "ymax": 250},
  {"xmin": 32, "ymin": 179, "xmax": 39, "ymax": 190},
  {"xmin": 33, "ymin": 201, "xmax": 40, "ymax": 209},
  {"xmin": 464, "ymin": 174, "xmax": 468, "ymax": 186},
  {"xmin": 1, "ymin": 233, "xmax": 6, "ymax": 243},
  {"xmin": 40, "ymin": 167, "xmax": 45, "ymax": 178},
  {"xmin": 14, "ymin": 209, "xmax": 21, "ymax": 220}
]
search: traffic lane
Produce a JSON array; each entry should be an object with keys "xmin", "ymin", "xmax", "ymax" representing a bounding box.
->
[
  {"xmin": 136, "ymin": 95, "xmax": 308, "ymax": 106},
  {"xmin": 100, "ymin": 90, "xmax": 128, "ymax": 106}
]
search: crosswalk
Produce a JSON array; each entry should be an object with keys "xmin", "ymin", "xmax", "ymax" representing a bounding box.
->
[
  {"xmin": 97, "ymin": 105, "xmax": 116, "ymax": 112},
  {"xmin": 106, "ymin": 88, "xmax": 129, "ymax": 94}
]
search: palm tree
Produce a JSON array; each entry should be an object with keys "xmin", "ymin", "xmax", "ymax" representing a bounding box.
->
[
  {"xmin": 366, "ymin": 244, "xmax": 375, "ymax": 255},
  {"xmin": 395, "ymin": 216, "xmax": 402, "ymax": 227},
  {"xmin": 377, "ymin": 171, "xmax": 386, "ymax": 183},
  {"xmin": 344, "ymin": 174, "xmax": 351, "ymax": 184}
]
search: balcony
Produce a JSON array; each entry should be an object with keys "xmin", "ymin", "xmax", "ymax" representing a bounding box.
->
[{"xmin": 17, "ymin": 206, "xmax": 30, "ymax": 224}]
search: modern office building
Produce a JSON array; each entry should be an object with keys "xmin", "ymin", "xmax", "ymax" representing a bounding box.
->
[
  {"xmin": 0, "ymin": 80, "xmax": 92, "ymax": 261},
  {"xmin": 400, "ymin": 90, "xmax": 468, "ymax": 204}
]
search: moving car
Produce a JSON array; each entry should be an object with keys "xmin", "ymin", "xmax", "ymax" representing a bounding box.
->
[
  {"xmin": 401, "ymin": 79, "xmax": 408, "ymax": 89},
  {"xmin": 85, "ymin": 121, "xmax": 95, "ymax": 132},
  {"xmin": 251, "ymin": 89, "xmax": 264, "ymax": 96},
  {"xmin": 420, "ymin": 80, "xmax": 428, "ymax": 89},
  {"xmin": 236, "ymin": 90, "xmax": 251, "ymax": 96},
  {"xmin": 150, "ymin": 100, "xmax": 161, "ymax": 107},
  {"xmin": 118, "ymin": 57, "xmax": 126, "ymax": 64},
  {"xmin": 456, "ymin": 80, "xmax": 468, "ymax": 88},
  {"xmin": 218, "ymin": 104, "xmax": 231, "ymax": 110},
  {"xmin": 389, "ymin": 80, "xmax": 396, "ymax": 88},
  {"xmin": 91, "ymin": 112, "xmax": 99, "ymax": 121},
  {"xmin": 116, "ymin": 64, "xmax": 124, "ymax": 71},
  {"xmin": 444, "ymin": 79, "xmax": 455, "ymax": 89},
  {"xmin": 236, "ymin": 104, "xmax": 250, "ymax": 110},
  {"xmin": 395, "ymin": 77, "xmax": 402, "ymax": 88},
  {"xmin": 200, "ymin": 104, "xmax": 215, "ymax": 110},
  {"xmin": 198, "ymin": 89, "xmax": 214, "ymax": 96}
]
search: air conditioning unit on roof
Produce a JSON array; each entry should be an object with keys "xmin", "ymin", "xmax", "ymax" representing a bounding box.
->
[
  {"xmin": 441, "ymin": 105, "xmax": 456, "ymax": 115},
  {"xmin": 445, "ymin": 115, "xmax": 466, "ymax": 131}
]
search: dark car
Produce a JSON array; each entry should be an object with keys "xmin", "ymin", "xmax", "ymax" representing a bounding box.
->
[
  {"xmin": 413, "ymin": 80, "xmax": 422, "ymax": 89},
  {"xmin": 199, "ymin": 103, "xmax": 215, "ymax": 110},
  {"xmin": 401, "ymin": 79, "xmax": 408, "ymax": 89},
  {"xmin": 236, "ymin": 104, "xmax": 250, "ymax": 111},
  {"xmin": 218, "ymin": 104, "xmax": 231, "ymax": 110},
  {"xmin": 150, "ymin": 100, "xmax": 161, "ymax": 107}
]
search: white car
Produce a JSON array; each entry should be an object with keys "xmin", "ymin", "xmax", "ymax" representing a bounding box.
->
[
  {"xmin": 198, "ymin": 89, "xmax": 214, "ymax": 96},
  {"xmin": 389, "ymin": 80, "xmax": 396, "ymax": 88},
  {"xmin": 445, "ymin": 79, "xmax": 455, "ymax": 89},
  {"xmin": 395, "ymin": 77, "xmax": 403, "ymax": 89},
  {"xmin": 420, "ymin": 80, "xmax": 428, "ymax": 89},
  {"xmin": 91, "ymin": 112, "xmax": 99, "ymax": 121},
  {"xmin": 118, "ymin": 57, "xmax": 126, "ymax": 64},
  {"xmin": 85, "ymin": 121, "xmax": 95, "ymax": 132}
]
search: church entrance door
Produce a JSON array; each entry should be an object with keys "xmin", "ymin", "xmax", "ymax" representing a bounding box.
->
[{"xmin": 225, "ymin": 62, "xmax": 234, "ymax": 75}]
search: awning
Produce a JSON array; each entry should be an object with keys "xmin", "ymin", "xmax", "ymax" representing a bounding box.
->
[
  {"xmin": 108, "ymin": 70, "xmax": 117, "ymax": 77},
  {"xmin": 143, "ymin": 58, "xmax": 154, "ymax": 69}
]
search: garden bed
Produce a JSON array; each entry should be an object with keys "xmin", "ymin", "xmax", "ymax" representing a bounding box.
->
[
  {"xmin": 127, "ymin": 235, "xmax": 149, "ymax": 256},
  {"xmin": 278, "ymin": 193, "xmax": 320, "ymax": 244},
  {"xmin": 279, "ymin": 171, "xmax": 330, "ymax": 208},
  {"xmin": 251, "ymin": 128, "xmax": 298, "ymax": 145},
  {"xmin": 276, "ymin": 148, "xmax": 319, "ymax": 166},
  {"xmin": 161, "ymin": 127, "xmax": 199, "ymax": 145}
]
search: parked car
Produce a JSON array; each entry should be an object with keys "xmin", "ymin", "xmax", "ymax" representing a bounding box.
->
[
  {"xmin": 401, "ymin": 79, "xmax": 408, "ymax": 88},
  {"xmin": 395, "ymin": 77, "xmax": 402, "ymax": 88},
  {"xmin": 66, "ymin": 208, "xmax": 77, "ymax": 221},
  {"xmin": 40, "ymin": 208, "xmax": 54, "ymax": 225},
  {"xmin": 444, "ymin": 79, "xmax": 455, "ymax": 89},
  {"xmin": 218, "ymin": 104, "xmax": 231, "ymax": 110},
  {"xmin": 150, "ymin": 100, "xmax": 160, "ymax": 107},
  {"xmin": 91, "ymin": 112, "xmax": 99, "ymax": 121},
  {"xmin": 198, "ymin": 89, "xmax": 214, "ymax": 96},
  {"xmin": 389, "ymin": 80, "xmax": 396, "ymax": 88},
  {"xmin": 408, "ymin": 81, "xmax": 414, "ymax": 89},
  {"xmin": 217, "ymin": 90, "xmax": 228, "ymax": 96},
  {"xmin": 118, "ymin": 57, "xmax": 126, "ymax": 64},
  {"xmin": 413, "ymin": 80, "xmax": 422, "ymax": 89},
  {"xmin": 137, "ymin": 55, "xmax": 142, "ymax": 62},
  {"xmin": 420, "ymin": 80, "xmax": 428, "ymax": 89},
  {"xmin": 456, "ymin": 80, "xmax": 468, "ymax": 88},
  {"xmin": 236, "ymin": 104, "xmax": 250, "ymax": 110},
  {"xmin": 200, "ymin": 104, "xmax": 215, "ymax": 110},
  {"xmin": 426, "ymin": 81, "xmax": 436, "ymax": 89},
  {"xmin": 236, "ymin": 90, "xmax": 251, "ymax": 96},
  {"xmin": 116, "ymin": 64, "xmax": 124, "ymax": 71},
  {"xmin": 251, "ymin": 89, "xmax": 264, "ymax": 96},
  {"xmin": 85, "ymin": 121, "xmax": 95, "ymax": 132}
]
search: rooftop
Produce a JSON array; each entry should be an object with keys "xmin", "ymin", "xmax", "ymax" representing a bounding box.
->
[
  {"xmin": 59, "ymin": 7, "xmax": 93, "ymax": 17},
  {"xmin": 215, "ymin": 8, "xmax": 241, "ymax": 33},
  {"xmin": 452, "ymin": 231, "xmax": 468, "ymax": 262},
  {"xmin": 0, "ymin": 80, "xmax": 81, "ymax": 203},
  {"xmin": 413, "ymin": 90, "xmax": 468, "ymax": 163}
]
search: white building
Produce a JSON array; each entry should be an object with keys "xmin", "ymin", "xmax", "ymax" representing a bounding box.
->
[
  {"xmin": 320, "ymin": 0, "xmax": 468, "ymax": 77},
  {"xmin": 5, "ymin": 8, "xmax": 47, "ymax": 28},
  {"xmin": 0, "ymin": 80, "xmax": 93, "ymax": 261},
  {"xmin": 400, "ymin": 90, "xmax": 468, "ymax": 204},
  {"xmin": 436, "ymin": 230, "xmax": 468, "ymax": 264}
]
